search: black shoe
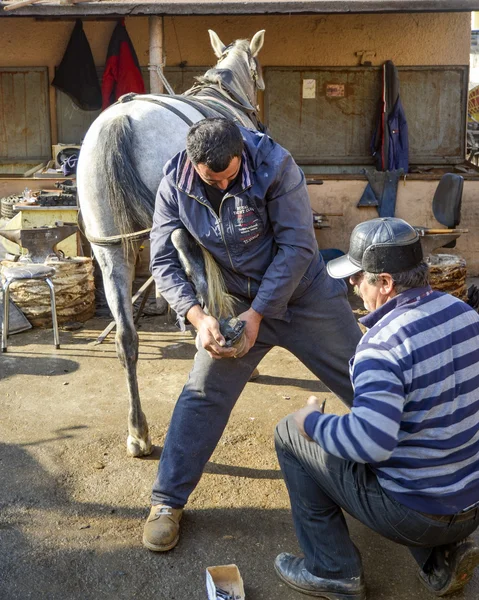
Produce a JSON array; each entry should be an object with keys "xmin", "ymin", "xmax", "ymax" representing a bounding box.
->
[
  {"xmin": 418, "ymin": 538, "xmax": 479, "ymax": 596},
  {"xmin": 274, "ymin": 553, "xmax": 366, "ymax": 599}
]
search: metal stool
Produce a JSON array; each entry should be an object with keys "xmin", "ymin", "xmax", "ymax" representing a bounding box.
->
[{"xmin": 1, "ymin": 265, "xmax": 60, "ymax": 352}]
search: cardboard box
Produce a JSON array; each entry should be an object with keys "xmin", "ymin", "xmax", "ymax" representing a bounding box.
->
[{"xmin": 206, "ymin": 564, "xmax": 245, "ymax": 600}]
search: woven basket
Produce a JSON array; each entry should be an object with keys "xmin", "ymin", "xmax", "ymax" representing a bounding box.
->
[
  {"xmin": 0, "ymin": 257, "xmax": 95, "ymax": 327},
  {"xmin": 427, "ymin": 254, "xmax": 468, "ymax": 302}
]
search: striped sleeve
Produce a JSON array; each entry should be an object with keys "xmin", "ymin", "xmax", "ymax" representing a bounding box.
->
[{"xmin": 310, "ymin": 344, "xmax": 405, "ymax": 463}]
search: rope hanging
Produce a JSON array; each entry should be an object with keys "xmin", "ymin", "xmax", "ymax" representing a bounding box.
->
[{"xmin": 148, "ymin": 63, "xmax": 175, "ymax": 96}]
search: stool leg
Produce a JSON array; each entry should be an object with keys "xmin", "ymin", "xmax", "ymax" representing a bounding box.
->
[
  {"xmin": 2, "ymin": 280, "xmax": 10, "ymax": 352},
  {"xmin": 45, "ymin": 277, "xmax": 60, "ymax": 349}
]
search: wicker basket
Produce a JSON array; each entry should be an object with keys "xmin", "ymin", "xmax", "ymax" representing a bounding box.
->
[
  {"xmin": 427, "ymin": 254, "xmax": 468, "ymax": 303},
  {"xmin": 0, "ymin": 257, "xmax": 95, "ymax": 327}
]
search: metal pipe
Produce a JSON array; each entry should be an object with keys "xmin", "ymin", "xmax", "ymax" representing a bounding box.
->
[
  {"xmin": 46, "ymin": 277, "xmax": 60, "ymax": 349},
  {"xmin": 2, "ymin": 280, "xmax": 10, "ymax": 352}
]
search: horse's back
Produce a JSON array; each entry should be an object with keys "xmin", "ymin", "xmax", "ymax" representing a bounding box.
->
[{"xmin": 78, "ymin": 95, "xmax": 206, "ymax": 200}]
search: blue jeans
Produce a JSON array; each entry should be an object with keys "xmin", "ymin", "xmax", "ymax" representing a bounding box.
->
[
  {"xmin": 275, "ymin": 414, "xmax": 479, "ymax": 579},
  {"xmin": 151, "ymin": 269, "xmax": 362, "ymax": 507}
]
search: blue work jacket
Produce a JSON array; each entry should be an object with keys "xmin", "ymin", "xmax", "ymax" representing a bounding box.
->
[{"xmin": 150, "ymin": 126, "xmax": 323, "ymax": 329}]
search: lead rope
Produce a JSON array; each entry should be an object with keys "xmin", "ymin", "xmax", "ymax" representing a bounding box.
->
[{"xmin": 148, "ymin": 61, "xmax": 175, "ymax": 96}]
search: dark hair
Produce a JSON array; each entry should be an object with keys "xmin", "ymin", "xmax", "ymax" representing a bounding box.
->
[{"xmin": 186, "ymin": 118, "xmax": 244, "ymax": 172}]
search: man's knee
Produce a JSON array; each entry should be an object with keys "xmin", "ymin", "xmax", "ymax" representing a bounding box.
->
[{"xmin": 275, "ymin": 413, "xmax": 299, "ymax": 455}]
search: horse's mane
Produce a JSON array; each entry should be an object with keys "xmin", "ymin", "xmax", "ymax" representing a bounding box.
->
[
  {"xmin": 191, "ymin": 39, "xmax": 256, "ymax": 111},
  {"xmin": 194, "ymin": 40, "xmax": 251, "ymax": 87}
]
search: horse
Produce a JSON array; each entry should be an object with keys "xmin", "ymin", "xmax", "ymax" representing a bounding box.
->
[{"xmin": 76, "ymin": 29, "xmax": 266, "ymax": 458}]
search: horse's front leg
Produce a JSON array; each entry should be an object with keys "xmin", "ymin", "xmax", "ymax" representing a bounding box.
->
[{"xmin": 94, "ymin": 244, "xmax": 152, "ymax": 457}]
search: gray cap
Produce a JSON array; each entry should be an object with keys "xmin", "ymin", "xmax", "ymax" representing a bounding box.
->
[{"xmin": 327, "ymin": 217, "xmax": 423, "ymax": 279}]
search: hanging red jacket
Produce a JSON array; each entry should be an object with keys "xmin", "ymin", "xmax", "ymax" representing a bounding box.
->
[{"xmin": 102, "ymin": 20, "xmax": 145, "ymax": 110}]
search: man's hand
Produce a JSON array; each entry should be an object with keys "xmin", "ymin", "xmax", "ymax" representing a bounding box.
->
[
  {"xmin": 235, "ymin": 307, "xmax": 263, "ymax": 358},
  {"xmin": 187, "ymin": 305, "xmax": 237, "ymax": 360},
  {"xmin": 294, "ymin": 395, "xmax": 325, "ymax": 440}
]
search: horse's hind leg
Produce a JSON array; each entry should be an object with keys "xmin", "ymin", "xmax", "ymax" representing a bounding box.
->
[
  {"xmin": 171, "ymin": 229, "xmax": 209, "ymax": 309},
  {"xmin": 94, "ymin": 244, "xmax": 152, "ymax": 457}
]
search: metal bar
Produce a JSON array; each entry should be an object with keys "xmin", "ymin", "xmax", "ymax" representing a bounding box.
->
[
  {"xmin": 134, "ymin": 279, "xmax": 155, "ymax": 326},
  {"xmin": 2, "ymin": 280, "xmax": 10, "ymax": 352},
  {"xmin": 45, "ymin": 277, "xmax": 60, "ymax": 349},
  {"xmin": 94, "ymin": 275, "xmax": 155, "ymax": 345}
]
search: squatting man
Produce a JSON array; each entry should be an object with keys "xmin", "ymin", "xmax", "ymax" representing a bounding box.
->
[{"xmin": 275, "ymin": 217, "xmax": 479, "ymax": 599}]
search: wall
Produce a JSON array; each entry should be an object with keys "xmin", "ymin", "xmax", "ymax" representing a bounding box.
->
[
  {"xmin": 161, "ymin": 13, "xmax": 470, "ymax": 67},
  {"xmin": 0, "ymin": 12, "xmax": 471, "ymax": 142},
  {"xmin": 1, "ymin": 13, "xmax": 470, "ymax": 70},
  {"xmin": 309, "ymin": 179, "xmax": 479, "ymax": 276}
]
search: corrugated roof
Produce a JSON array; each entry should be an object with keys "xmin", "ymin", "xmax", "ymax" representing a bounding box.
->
[{"xmin": 1, "ymin": 0, "xmax": 478, "ymax": 18}]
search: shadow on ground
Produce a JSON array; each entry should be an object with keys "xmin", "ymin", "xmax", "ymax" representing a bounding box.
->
[{"xmin": 1, "ymin": 440, "xmax": 478, "ymax": 600}]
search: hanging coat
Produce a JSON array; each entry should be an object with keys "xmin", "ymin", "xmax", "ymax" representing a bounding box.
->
[
  {"xmin": 52, "ymin": 20, "xmax": 102, "ymax": 111},
  {"xmin": 371, "ymin": 61, "xmax": 409, "ymax": 173},
  {"xmin": 102, "ymin": 20, "xmax": 145, "ymax": 110}
]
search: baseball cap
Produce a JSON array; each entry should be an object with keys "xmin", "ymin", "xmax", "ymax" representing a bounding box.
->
[{"xmin": 327, "ymin": 217, "xmax": 423, "ymax": 279}]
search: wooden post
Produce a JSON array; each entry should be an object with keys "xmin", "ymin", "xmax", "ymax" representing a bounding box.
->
[{"xmin": 149, "ymin": 16, "xmax": 164, "ymax": 94}]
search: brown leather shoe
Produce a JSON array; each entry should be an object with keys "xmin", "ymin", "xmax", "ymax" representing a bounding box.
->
[{"xmin": 143, "ymin": 505, "xmax": 183, "ymax": 552}]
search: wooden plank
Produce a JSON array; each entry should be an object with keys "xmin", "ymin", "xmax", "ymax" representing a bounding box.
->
[
  {"xmin": 0, "ymin": 68, "xmax": 50, "ymax": 161},
  {"xmin": 12, "ymin": 72, "xmax": 27, "ymax": 159},
  {"xmin": 264, "ymin": 66, "xmax": 468, "ymax": 166},
  {"xmin": 25, "ymin": 70, "xmax": 42, "ymax": 158},
  {"xmin": 2, "ymin": 72, "xmax": 15, "ymax": 159},
  {"xmin": 149, "ymin": 16, "xmax": 164, "ymax": 94},
  {"xmin": 1, "ymin": 1, "xmax": 478, "ymax": 18},
  {"xmin": 2, "ymin": 0, "xmax": 43, "ymax": 11},
  {"xmin": 0, "ymin": 73, "xmax": 7, "ymax": 157},
  {"xmin": 401, "ymin": 68, "xmax": 466, "ymax": 163}
]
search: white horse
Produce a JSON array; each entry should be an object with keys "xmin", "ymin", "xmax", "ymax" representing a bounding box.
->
[{"xmin": 77, "ymin": 30, "xmax": 266, "ymax": 458}]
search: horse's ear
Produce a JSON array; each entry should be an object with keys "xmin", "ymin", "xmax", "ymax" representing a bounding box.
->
[
  {"xmin": 249, "ymin": 30, "xmax": 265, "ymax": 57},
  {"xmin": 208, "ymin": 30, "xmax": 227, "ymax": 58}
]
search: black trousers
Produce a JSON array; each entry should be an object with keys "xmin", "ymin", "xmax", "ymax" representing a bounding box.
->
[{"xmin": 275, "ymin": 414, "xmax": 479, "ymax": 579}]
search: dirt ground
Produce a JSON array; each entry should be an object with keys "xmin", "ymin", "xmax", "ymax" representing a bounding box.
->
[{"xmin": 1, "ymin": 292, "xmax": 479, "ymax": 600}]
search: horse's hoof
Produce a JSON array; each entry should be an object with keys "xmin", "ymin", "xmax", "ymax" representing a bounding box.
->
[
  {"xmin": 127, "ymin": 435, "xmax": 153, "ymax": 457},
  {"xmin": 219, "ymin": 316, "xmax": 245, "ymax": 347}
]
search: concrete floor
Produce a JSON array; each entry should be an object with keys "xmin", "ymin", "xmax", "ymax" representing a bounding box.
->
[{"xmin": 1, "ymin": 305, "xmax": 479, "ymax": 600}]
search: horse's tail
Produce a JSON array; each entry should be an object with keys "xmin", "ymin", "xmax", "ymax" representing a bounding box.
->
[
  {"xmin": 200, "ymin": 246, "xmax": 237, "ymax": 319},
  {"xmin": 97, "ymin": 114, "xmax": 155, "ymax": 244}
]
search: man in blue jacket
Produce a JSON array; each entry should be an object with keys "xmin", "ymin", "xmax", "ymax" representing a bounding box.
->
[
  {"xmin": 144, "ymin": 118, "xmax": 362, "ymax": 551},
  {"xmin": 275, "ymin": 217, "xmax": 479, "ymax": 599}
]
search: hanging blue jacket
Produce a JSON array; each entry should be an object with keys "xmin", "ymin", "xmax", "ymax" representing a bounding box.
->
[
  {"xmin": 150, "ymin": 126, "xmax": 324, "ymax": 329},
  {"xmin": 386, "ymin": 96, "xmax": 409, "ymax": 172},
  {"xmin": 371, "ymin": 61, "xmax": 409, "ymax": 173}
]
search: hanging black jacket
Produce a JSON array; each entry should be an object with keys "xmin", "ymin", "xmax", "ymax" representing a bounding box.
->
[{"xmin": 52, "ymin": 19, "xmax": 102, "ymax": 111}]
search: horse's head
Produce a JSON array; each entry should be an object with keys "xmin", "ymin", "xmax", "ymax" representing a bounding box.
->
[{"xmin": 208, "ymin": 30, "xmax": 266, "ymax": 108}]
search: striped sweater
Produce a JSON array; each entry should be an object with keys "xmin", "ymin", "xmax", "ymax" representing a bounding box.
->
[{"xmin": 304, "ymin": 286, "xmax": 479, "ymax": 514}]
